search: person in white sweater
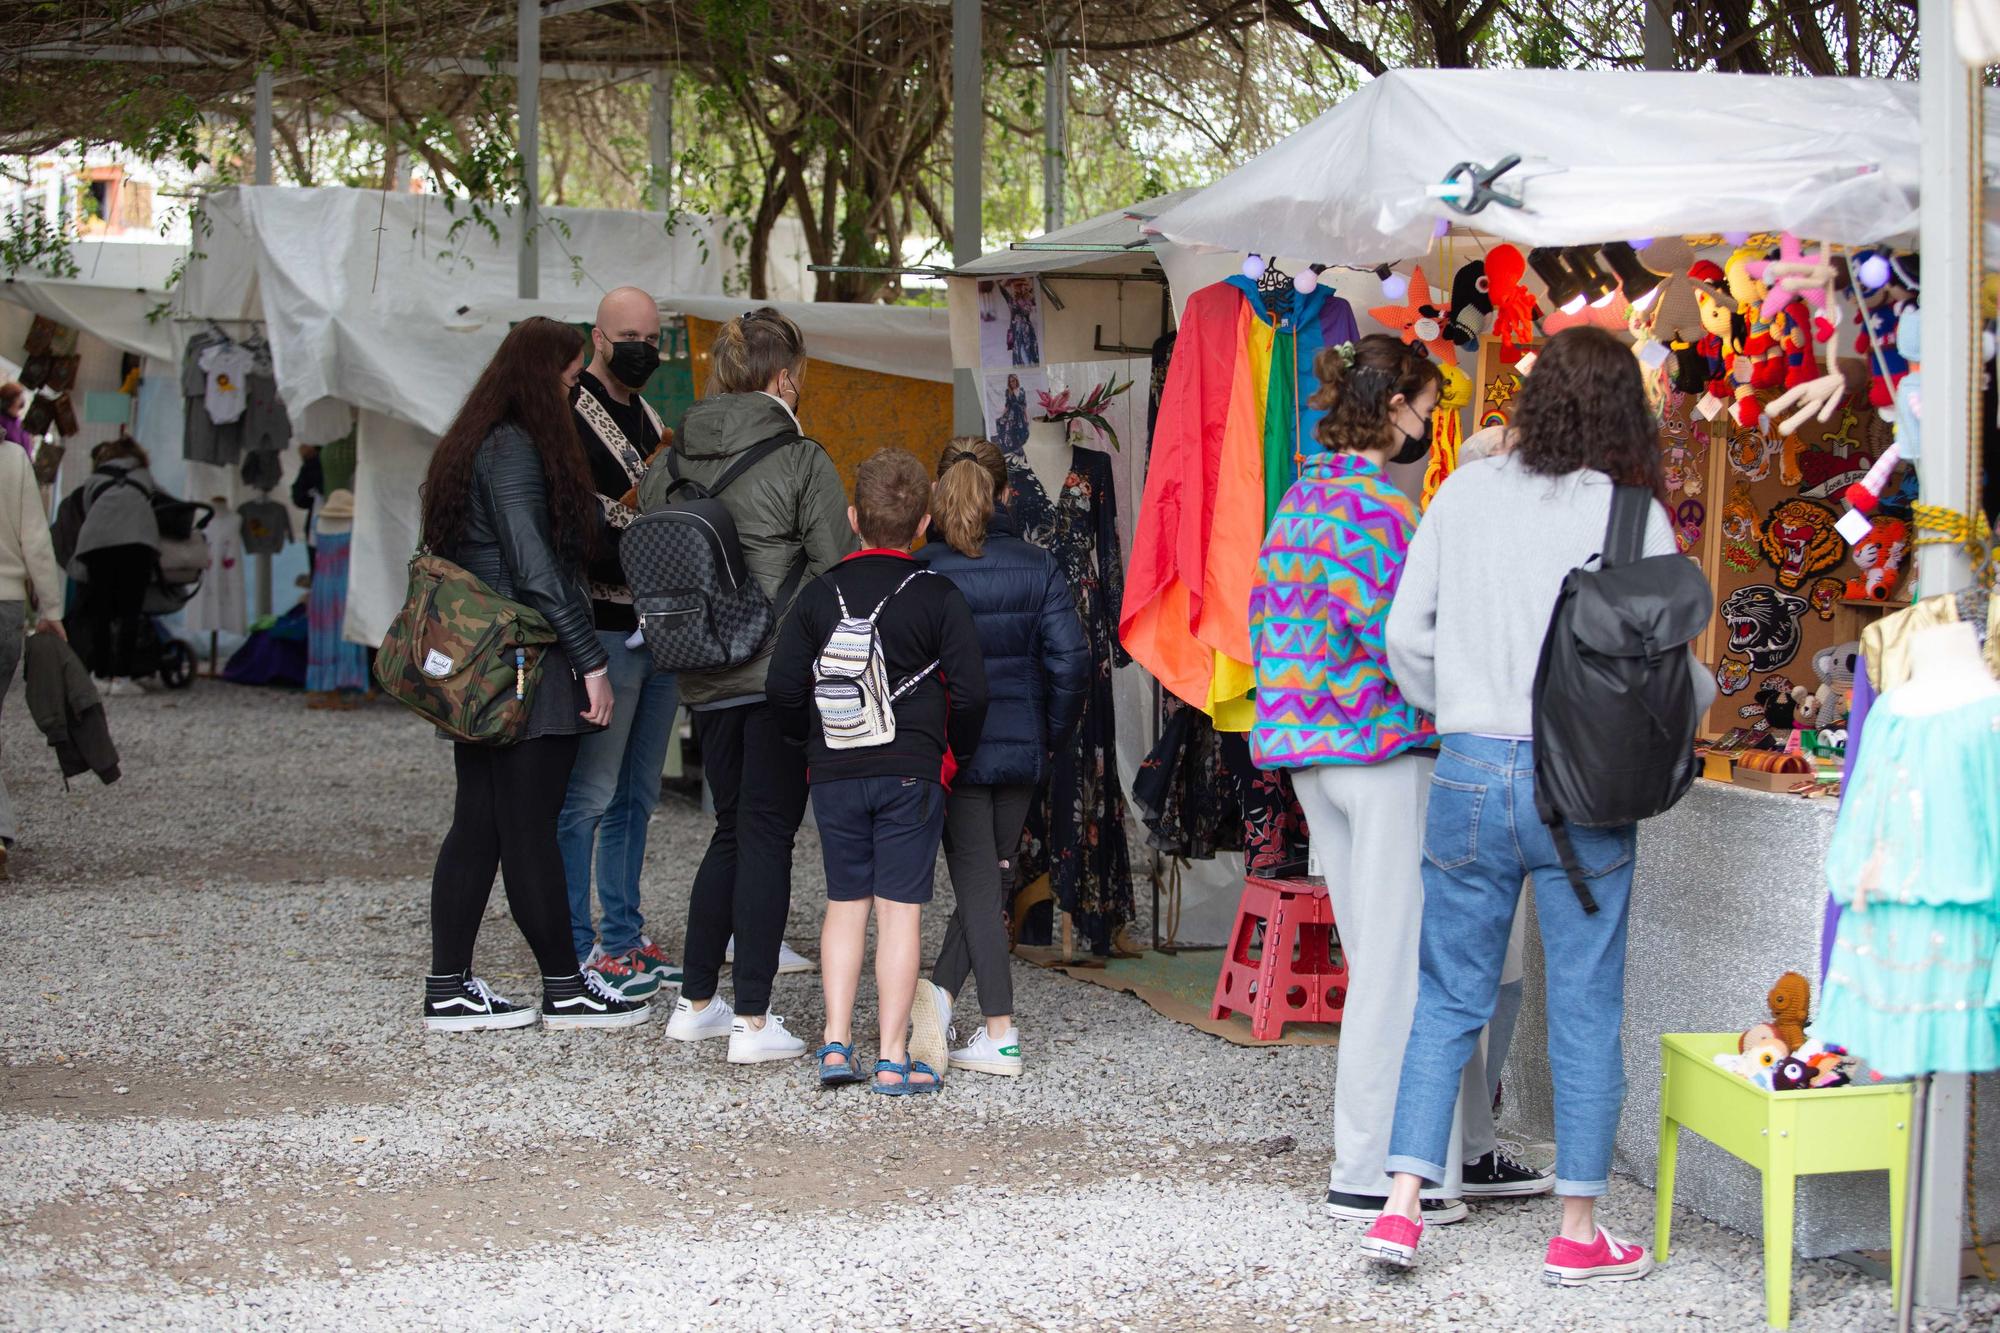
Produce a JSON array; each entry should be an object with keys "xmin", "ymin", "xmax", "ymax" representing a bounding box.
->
[
  {"xmin": 0, "ymin": 438, "xmax": 67, "ymax": 873},
  {"xmin": 1361, "ymin": 327, "xmax": 1716, "ymax": 1285}
]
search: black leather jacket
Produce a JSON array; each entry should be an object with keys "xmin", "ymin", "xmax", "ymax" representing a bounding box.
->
[{"xmin": 451, "ymin": 423, "xmax": 608, "ymax": 676}]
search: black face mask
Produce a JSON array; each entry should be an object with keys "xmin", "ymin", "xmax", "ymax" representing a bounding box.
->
[
  {"xmin": 1390, "ymin": 412, "xmax": 1432, "ymax": 466},
  {"xmin": 603, "ymin": 339, "xmax": 661, "ymax": 390}
]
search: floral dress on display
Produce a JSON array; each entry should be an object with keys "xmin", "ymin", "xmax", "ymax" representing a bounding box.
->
[{"xmin": 1007, "ymin": 446, "xmax": 1134, "ymax": 955}]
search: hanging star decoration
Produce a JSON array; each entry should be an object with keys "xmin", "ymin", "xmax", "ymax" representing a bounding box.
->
[
  {"xmin": 1369, "ymin": 265, "xmax": 1459, "ymax": 366},
  {"xmin": 1482, "ymin": 245, "xmax": 1539, "ymax": 363},
  {"xmin": 1036, "ymin": 379, "xmax": 1134, "ymax": 451}
]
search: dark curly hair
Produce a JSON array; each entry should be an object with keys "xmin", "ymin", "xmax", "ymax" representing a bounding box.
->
[
  {"xmin": 1511, "ymin": 326, "xmax": 1667, "ymax": 501},
  {"xmin": 1308, "ymin": 334, "xmax": 1442, "ymax": 454},
  {"xmin": 419, "ymin": 316, "xmax": 596, "ymax": 561}
]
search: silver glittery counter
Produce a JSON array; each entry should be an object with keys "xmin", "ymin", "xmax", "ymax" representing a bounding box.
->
[{"xmin": 1504, "ymin": 778, "xmax": 2000, "ymax": 1257}]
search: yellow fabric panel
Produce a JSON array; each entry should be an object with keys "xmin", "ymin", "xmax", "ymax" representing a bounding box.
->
[
  {"xmin": 686, "ymin": 316, "xmax": 955, "ymax": 490},
  {"xmin": 1207, "ymin": 650, "xmax": 1257, "ymax": 732}
]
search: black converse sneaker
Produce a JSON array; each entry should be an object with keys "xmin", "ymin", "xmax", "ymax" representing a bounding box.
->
[
  {"xmin": 1462, "ymin": 1146, "xmax": 1557, "ymax": 1199},
  {"xmin": 542, "ymin": 970, "xmax": 652, "ymax": 1029},
  {"xmin": 423, "ymin": 972, "xmax": 539, "ymax": 1032}
]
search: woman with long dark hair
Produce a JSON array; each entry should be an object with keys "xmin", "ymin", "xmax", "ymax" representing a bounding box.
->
[
  {"xmin": 418, "ymin": 316, "xmax": 647, "ymax": 1033},
  {"xmin": 1364, "ymin": 327, "xmax": 1713, "ymax": 1282}
]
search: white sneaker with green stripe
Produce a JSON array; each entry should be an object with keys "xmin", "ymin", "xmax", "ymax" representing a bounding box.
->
[{"xmin": 949, "ymin": 1027, "xmax": 1022, "ymax": 1077}]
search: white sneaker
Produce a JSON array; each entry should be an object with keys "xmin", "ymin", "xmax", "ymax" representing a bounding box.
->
[
  {"xmin": 98, "ymin": 677, "xmax": 127, "ymax": 698},
  {"xmin": 910, "ymin": 982, "xmax": 954, "ymax": 1078},
  {"xmin": 665, "ymin": 994, "xmax": 735, "ymax": 1042},
  {"xmin": 949, "ymin": 1026, "xmax": 1024, "ymax": 1077},
  {"xmin": 723, "ymin": 937, "xmax": 817, "ymax": 974},
  {"xmin": 728, "ymin": 1013, "xmax": 806, "ymax": 1064}
]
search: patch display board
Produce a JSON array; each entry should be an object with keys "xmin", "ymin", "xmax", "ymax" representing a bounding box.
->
[
  {"xmin": 1472, "ymin": 340, "xmax": 1906, "ymax": 740},
  {"xmin": 685, "ymin": 315, "xmax": 955, "ymax": 490},
  {"xmin": 1674, "ymin": 372, "xmax": 1903, "ymax": 735}
]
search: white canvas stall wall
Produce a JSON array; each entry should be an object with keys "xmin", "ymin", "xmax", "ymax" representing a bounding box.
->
[
  {"xmin": 1151, "ymin": 69, "xmax": 2000, "ymax": 266},
  {"xmin": 0, "ymin": 241, "xmax": 182, "ymax": 363},
  {"xmin": 179, "ymin": 186, "xmax": 734, "ymax": 436},
  {"xmin": 347, "ymin": 409, "xmax": 433, "ymax": 649}
]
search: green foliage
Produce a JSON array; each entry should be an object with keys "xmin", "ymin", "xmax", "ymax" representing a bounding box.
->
[{"xmin": 0, "ymin": 207, "xmax": 79, "ymax": 280}]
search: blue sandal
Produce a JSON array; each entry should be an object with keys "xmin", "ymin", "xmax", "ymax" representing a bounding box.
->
[
  {"xmin": 904, "ymin": 1059, "xmax": 943, "ymax": 1095},
  {"xmin": 871, "ymin": 1058, "xmax": 912, "ymax": 1096},
  {"xmin": 818, "ymin": 1041, "xmax": 863, "ymax": 1087}
]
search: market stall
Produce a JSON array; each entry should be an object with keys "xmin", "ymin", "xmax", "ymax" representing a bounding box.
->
[{"xmin": 1134, "ymin": 65, "xmax": 1999, "ymax": 1269}]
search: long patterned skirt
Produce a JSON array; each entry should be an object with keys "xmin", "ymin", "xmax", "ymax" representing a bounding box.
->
[{"xmin": 306, "ymin": 531, "xmax": 370, "ymax": 693}]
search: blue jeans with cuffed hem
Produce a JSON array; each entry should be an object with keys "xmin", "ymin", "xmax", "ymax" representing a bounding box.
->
[
  {"xmin": 1384, "ymin": 735, "xmax": 1637, "ymax": 1198},
  {"xmin": 558, "ymin": 630, "xmax": 679, "ymax": 959}
]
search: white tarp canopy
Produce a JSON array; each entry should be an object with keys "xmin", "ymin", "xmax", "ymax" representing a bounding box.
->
[
  {"xmin": 1151, "ymin": 69, "xmax": 2000, "ymax": 265},
  {"xmin": 0, "ymin": 240, "xmax": 182, "ymax": 363},
  {"xmin": 179, "ymin": 186, "xmax": 736, "ymax": 436},
  {"xmin": 955, "ymin": 190, "xmax": 1197, "ymax": 278}
]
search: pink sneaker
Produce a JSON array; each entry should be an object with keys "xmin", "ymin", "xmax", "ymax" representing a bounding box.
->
[
  {"xmin": 1543, "ymin": 1226, "xmax": 1654, "ymax": 1286},
  {"xmin": 1359, "ymin": 1211, "xmax": 1423, "ymax": 1269}
]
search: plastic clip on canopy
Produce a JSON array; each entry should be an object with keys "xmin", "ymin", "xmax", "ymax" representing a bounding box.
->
[{"xmin": 1432, "ymin": 154, "xmax": 1524, "ymax": 216}]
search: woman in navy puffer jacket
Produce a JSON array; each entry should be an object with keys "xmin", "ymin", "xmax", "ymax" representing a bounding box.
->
[{"xmin": 913, "ymin": 437, "xmax": 1088, "ymax": 1077}]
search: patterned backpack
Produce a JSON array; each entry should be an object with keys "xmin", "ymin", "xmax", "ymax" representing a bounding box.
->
[
  {"xmin": 812, "ymin": 570, "xmax": 938, "ymax": 750},
  {"xmin": 621, "ymin": 433, "xmax": 805, "ymax": 674}
]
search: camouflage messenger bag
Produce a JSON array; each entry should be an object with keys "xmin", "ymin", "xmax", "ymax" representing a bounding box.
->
[{"xmin": 373, "ymin": 552, "xmax": 558, "ymax": 746}]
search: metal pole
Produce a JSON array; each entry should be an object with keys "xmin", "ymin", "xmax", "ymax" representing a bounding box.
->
[
  {"xmin": 648, "ymin": 68, "xmax": 673, "ymax": 212},
  {"xmin": 1641, "ymin": 0, "xmax": 1674, "ymax": 70},
  {"xmin": 951, "ymin": 0, "xmax": 984, "ymax": 434},
  {"xmin": 1911, "ymin": 0, "xmax": 1977, "ymax": 1311},
  {"xmin": 253, "ymin": 67, "xmax": 274, "ymax": 621},
  {"xmin": 253, "ymin": 70, "xmax": 273, "ymax": 184},
  {"xmin": 517, "ymin": 0, "xmax": 541, "ymax": 301},
  {"xmin": 1043, "ymin": 45, "xmax": 1067, "ymax": 232}
]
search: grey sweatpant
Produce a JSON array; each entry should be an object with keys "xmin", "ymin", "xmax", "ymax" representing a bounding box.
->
[
  {"xmin": 933, "ymin": 782, "xmax": 1033, "ymax": 1018},
  {"xmin": 1293, "ymin": 755, "xmax": 1494, "ymax": 1199}
]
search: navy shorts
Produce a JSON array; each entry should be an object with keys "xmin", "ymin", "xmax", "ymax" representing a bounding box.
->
[{"xmin": 812, "ymin": 775, "xmax": 946, "ymax": 905}]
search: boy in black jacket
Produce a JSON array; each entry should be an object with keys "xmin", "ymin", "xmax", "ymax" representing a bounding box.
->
[{"xmin": 768, "ymin": 447, "xmax": 988, "ymax": 1094}]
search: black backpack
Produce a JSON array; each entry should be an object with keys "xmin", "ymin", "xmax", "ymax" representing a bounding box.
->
[
  {"xmin": 1531, "ymin": 485, "xmax": 1713, "ymax": 913},
  {"xmin": 620, "ymin": 433, "xmax": 808, "ymax": 674}
]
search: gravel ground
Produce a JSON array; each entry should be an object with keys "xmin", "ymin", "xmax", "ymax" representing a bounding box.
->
[{"xmin": 1, "ymin": 682, "xmax": 1993, "ymax": 1331}]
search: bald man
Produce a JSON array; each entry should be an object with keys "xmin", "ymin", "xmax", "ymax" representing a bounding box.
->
[{"xmin": 559, "ymin": 286, "xmax": 682, "ymax": 999}]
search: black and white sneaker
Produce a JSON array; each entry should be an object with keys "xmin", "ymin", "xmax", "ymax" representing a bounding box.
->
[
  {"xmin": 423, "ymin": 972, "xmax": 539, "ymax": 1032},
  {"xmin": 1324, "ymin": 1190, "xmax": 1468, "ymax": 1225},
  {"xmin": 542, "ymin": 970, "xmax": 652, "ymax": 1029},
  {"xmin": 1462, "ymin": 1147, "xmax": 1557, "ymax": 1199}
]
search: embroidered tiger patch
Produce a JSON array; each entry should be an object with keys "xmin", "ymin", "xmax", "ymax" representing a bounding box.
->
[{"xmin": 1757, "ymin": 498, "xmax": 1843, "ymax": 589}]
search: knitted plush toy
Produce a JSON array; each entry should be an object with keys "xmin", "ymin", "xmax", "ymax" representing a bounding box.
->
[
  {"xmin": 1767, "ymin": 971, "xmax": 1811, "ymax": 1051},
  {"xmin": 617, "ymin": 429, "xmax": 676, "ymax": 509}
]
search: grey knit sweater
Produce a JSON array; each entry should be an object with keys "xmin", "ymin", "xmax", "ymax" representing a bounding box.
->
[{"xmin": 1385, "ymin": 454, "xmax": 1717, "ymax": 738}]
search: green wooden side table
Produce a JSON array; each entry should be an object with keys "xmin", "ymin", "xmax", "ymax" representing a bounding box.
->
[{"xmin": 1656, "ymin": 1032, "xmax": 1913, "ymax": 1329}]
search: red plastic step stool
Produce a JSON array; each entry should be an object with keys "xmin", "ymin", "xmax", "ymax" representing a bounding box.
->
[{"xmin": 1210, "ymin": 876, "xmax": 1348, "ymax": 1040}]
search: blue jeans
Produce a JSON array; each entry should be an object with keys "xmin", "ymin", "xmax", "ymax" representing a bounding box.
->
[
  {"xmin": 1385, "ymin": 735, "xmax": 1638, "ymax": 1198},
  {"xmin": 557, "ymin": 630, "xmax": 679, "ymax": 959}
]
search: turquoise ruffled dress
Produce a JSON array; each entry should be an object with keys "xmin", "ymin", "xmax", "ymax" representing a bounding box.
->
[{"xmin": 1817, "ymin": 692, "xmax": 2000, "ymax": 1079}]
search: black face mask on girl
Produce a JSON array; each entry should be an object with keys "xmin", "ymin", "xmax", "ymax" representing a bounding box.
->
[
  {"xmin": 1390, "ymin": 408, "xmax": 1433, "ymax": 466},
  {"xmin": 603, "ymin": 338, "xmax": 661, "ymax": 390}
]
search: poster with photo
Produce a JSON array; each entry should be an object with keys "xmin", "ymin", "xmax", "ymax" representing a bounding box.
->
[
  {"xmin": 978, "ymin": 275, "xmax": 1046, "ymax": 369},
  {"xmin": 982, "ymin": 367, "xmax": 1046, "ymax": 453}
]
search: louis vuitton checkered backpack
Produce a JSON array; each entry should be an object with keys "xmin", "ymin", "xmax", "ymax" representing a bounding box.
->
[{"xmin": 619, "ymin": 433, "xmax": 806, "ymax": 674}]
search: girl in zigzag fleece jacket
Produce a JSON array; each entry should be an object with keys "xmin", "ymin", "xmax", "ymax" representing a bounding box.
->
[{"xmin": 1248, "ymin": 334, "xmax": 1537, "ymax": 1231}]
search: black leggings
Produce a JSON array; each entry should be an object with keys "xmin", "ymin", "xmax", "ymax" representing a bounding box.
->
[
  {"xmin": 79, "ymin": 545, "xmax": 154, "ymax": 679},
  {"xmin": 683, "ymin": 701, "xmax": 808, "ymax": 1017},
  {"xmin": 430, "ymin": 735, "xmax": 583, "ymax": 978}
]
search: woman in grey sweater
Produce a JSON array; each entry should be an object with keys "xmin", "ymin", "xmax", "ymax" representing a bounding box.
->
[{"xmin": 1363, "ymin": 327, "xmax": 1715, "ymax": 1284}]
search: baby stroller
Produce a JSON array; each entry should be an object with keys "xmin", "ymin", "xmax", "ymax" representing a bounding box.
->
[{"xmin": 131, "ymin": 498, "xmax": 215, "ymax": 690}]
